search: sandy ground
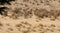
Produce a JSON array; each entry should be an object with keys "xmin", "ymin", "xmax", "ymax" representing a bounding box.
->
[
  {"xmin": 0, "ymin": 15, "xmax": 60, "ymax": 33},
  {"xmin": 0, "ymin": 0, "xmax": 60, "ymax": 33}
]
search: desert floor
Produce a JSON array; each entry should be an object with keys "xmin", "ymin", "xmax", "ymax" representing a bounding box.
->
[
  {"xmin": 0, "ymin": 15, "xmax": 60, "ymax": 33},
  {"xmin": 0, "ymin": 0, "xmax": 60, "ymax": 33}
]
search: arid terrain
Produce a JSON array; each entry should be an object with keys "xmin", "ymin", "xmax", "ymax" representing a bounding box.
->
[{"xmin": 0, "ymin": 0, "xmax": 60, "ymax": 33}]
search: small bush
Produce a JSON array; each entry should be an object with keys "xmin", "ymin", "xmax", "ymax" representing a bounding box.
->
[
  {"xmin": 34, "ymin": 8, "xmax": 60, "ymax": 20},
  {"xmin": 34, "ymin": 8, "xmax": 49, "ymax": 18}
]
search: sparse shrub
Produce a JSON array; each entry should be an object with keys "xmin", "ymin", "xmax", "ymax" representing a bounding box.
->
[
  {"xmin": 23, "ymin": 9, "xmax": 33, "ymax": 19},
  {"xmin": 34, "ymin": 8, "xmax": 49, "ymax": 18},
  {"xmin": 0, "ymin": 0, "xmax": 60, "ymax": 20},
  {"xmin": 7, "ymin": 8, "xmax": 20, "ymax": 19},
  {"xmin": 0, "ymin": 0, "xmax": 15, "ymax": 17},
  {"xmin": 6, "ymin": 7, "xmax": 33, "ymax": 19},
  {"xmin": 34, "ymin": 8, "xmax": 60, "ymax": 20},
  {"xmin": 50, "ymin": 9, "xmax": 60, "ymax": 19},
  {"xmin": 0, "ymin": 7, "xmax": 8, "ymax": 16},
  {"xmin": 0, "ymin": 0, "xmax": 15, "ymax": 5}
]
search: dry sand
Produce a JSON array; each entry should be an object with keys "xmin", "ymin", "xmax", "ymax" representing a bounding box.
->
[
  {"xmin": 0, "ymin": 0, "xmax": 60, "ymax": 33},
  {"xmin": 0, "ymin": 15, "xmax": 60, "ymax": 33}
]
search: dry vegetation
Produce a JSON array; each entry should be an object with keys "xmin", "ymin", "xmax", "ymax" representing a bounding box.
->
[
  {"xmin": 0, "ymin": 0, "xmax": 60, "ymax": 33},
  {"xmin": 2, "ymin": 6, "xmax": 60, "ymax": 20},
  {"xmin": 0, "ymin": 0, "xmax": 60, "ymax": 20}
]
